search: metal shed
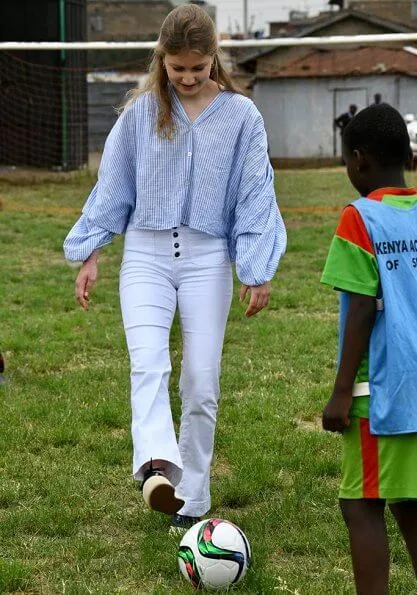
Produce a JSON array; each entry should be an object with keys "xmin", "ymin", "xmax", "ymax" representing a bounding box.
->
[{"xmin": 252, "ymin": 46, "xmax": 417, "ymax": 160}]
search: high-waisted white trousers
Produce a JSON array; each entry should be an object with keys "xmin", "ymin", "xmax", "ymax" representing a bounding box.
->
[{"xmin": 119, "ymin": 225, "xmax": 233, "ymax": 516}]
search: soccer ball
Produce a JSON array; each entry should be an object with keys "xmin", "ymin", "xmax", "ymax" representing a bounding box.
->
[{"xmin": 178, "ymin": 518, "xmax": 251, "ymax": 590}]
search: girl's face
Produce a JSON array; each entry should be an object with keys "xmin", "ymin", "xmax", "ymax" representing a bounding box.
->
[{"xmin": 164, "ymin": 50, "xmax": 214, "ymax": 99}]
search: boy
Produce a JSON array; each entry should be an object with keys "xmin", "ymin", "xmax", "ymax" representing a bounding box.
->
[
  {"xmin": 334, "ymin": 103, "xmax": 358, "ymax": 135},
  {"xmin": 321, "ymin": 103, "xmax": 417, "ymax": 594}
]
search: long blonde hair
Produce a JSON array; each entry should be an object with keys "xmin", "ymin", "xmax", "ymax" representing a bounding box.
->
[{"xmin": 125, "ymin": 4, "xmax": 242, "ymax": 139}]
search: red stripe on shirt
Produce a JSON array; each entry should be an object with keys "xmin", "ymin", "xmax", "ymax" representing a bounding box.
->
[
  {"xmin": 360, "ymin": 418, "xmax": 379, "ymax": 498},
  {"xmin": 336, "ymin": 206, "xmax": 374, "ymax": 255},
  {"xmin": 367, "ymin": 187, "xmax": 417, "ymax": 201}
]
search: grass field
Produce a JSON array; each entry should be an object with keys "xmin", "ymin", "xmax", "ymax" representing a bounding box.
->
[{"xmin": 1, "ymin": 167, "xmax": 417, "ymax": 594}]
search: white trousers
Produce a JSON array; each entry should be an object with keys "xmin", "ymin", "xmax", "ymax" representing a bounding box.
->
[{"xmin": 119, "ymin": 226, "xmax": 233, "ymax": 516}]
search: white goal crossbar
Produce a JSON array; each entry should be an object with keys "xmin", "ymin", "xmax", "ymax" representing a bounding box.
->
[{"xmin": 1, "ymin": 33, "xmax": 417, "ymax": 51}]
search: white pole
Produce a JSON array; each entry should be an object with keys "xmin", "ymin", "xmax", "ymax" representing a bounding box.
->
[
  {"xmin": 243, "ymin": 0, "xmax": 248, "ymax": 37},
  {"xmin": 1, "ymin": 33, "xmax": 417, "ymax": 50}
]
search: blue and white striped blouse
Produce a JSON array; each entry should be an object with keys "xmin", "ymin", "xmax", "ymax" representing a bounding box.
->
[{"xmin": 63, "ymin": 89, "xmax": 286, "ymax": 285}]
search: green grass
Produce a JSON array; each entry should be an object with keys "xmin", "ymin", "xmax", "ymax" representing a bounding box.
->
[{"xmin": 1, "ymin": 168, "xmax": 417, "ymax": 594}]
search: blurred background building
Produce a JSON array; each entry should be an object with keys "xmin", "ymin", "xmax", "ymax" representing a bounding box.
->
[{"xmin": 87, "ymin": 0, "xmax": 216, "ymax": 41}]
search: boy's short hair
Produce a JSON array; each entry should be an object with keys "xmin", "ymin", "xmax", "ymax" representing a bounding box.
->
[{"xmin": 343, "ymin": 103, "xmax": 410, "ymax": 168}]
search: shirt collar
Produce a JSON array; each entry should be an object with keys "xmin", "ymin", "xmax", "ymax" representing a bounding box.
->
[
  {"xmin": 169, "ymin": 85, "xmax": 229, "ymax": 125},
  {"xmin": 367, "ymin": 187, "xmax": 417, "ymax": 201}
]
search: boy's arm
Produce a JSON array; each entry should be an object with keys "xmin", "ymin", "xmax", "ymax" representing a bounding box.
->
[{"xmin": 322, "ymin": 293, "xmax": 376, "ymax": 433}]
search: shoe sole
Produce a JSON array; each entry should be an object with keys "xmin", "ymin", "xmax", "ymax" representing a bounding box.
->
[
  {"xmin": 142, "ymin": 476, "xmax": 184, "ymax": 515},
  {"xmin": 168, "ymin": 525, "xmax": 188, "ymax": 536}
]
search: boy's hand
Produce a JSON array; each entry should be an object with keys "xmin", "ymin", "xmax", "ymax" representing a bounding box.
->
[{"xmin": 322, "ymin": 391, "xmax": 352, "ymax": 433}]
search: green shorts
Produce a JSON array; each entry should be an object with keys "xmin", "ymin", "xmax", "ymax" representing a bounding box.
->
[{"xmin": 340, "ymin": 417, "xmax": 417, "ymax": 500}]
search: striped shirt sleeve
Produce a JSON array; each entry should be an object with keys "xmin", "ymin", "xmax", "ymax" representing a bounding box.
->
[
  {"xmin": 82, "ymin": 105, "xmax": 136, "ymax": 233},
  {"xmin": 233, "ymin": 112, "xmax": 287, "ymax": 285},
  {"xmin": 63, "ymin": 214, "xmax": 115, "ymax": 263},
  {"xmin": 321, "ymin": 205, "xmax": 379, "ymax": 296},
  {"xmin": 63, "ymin": 105, "xmax": 137, "ymax": 262}
]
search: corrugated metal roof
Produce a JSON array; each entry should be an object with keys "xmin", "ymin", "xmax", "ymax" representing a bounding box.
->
[
  {"xmin": 87, "ymin": 70, "xmax": 149, "ymax": 83},
  {"xmin": 257, "ymin": 46, "xmax": 417, "ymax": 79},
  {"xmin": 238, "ymin": 9, "xmax": 415, "ymax": 66}
]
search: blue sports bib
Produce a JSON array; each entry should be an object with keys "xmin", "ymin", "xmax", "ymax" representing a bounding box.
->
[{"xmin": 354, "ymin": 197, "xmax": 417, "ymax": 435}]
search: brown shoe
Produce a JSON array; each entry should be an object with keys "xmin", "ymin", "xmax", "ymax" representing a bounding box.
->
[{"xmin": 141, "ymin": 466, "xmax": 184, "ymax": 515}]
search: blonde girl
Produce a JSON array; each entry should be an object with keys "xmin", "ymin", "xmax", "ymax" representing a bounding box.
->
[{"xmin": 64, "ymin": 4, "xmax": 286, "ymax": 532}]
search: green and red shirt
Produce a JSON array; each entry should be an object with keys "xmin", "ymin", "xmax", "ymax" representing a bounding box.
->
[{"xmin": 321, "ymin": 187, "xmax": 417, "ymax": 418}]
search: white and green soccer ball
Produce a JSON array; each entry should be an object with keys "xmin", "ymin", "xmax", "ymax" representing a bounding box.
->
[{"xmin": 178, "ymin": 518, "xmax": 251, "ymax": 590}]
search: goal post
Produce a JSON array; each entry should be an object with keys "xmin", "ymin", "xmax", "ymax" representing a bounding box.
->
[{"xmin": 1, "ymin": 32, "xmax": 417, "ymax": 49}]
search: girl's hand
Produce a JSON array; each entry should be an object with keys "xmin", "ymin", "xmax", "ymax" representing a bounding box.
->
[
  {"xmin": 75, "ymin": 252, "xmax": 99, "ymax": 310},
  {"xmin": 240, "ymin": 282, "xmax": 271, "ymax": 317},
  {"xmin": 322, "ymin": 392, "xmax": 352, "ymax": 433}
]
